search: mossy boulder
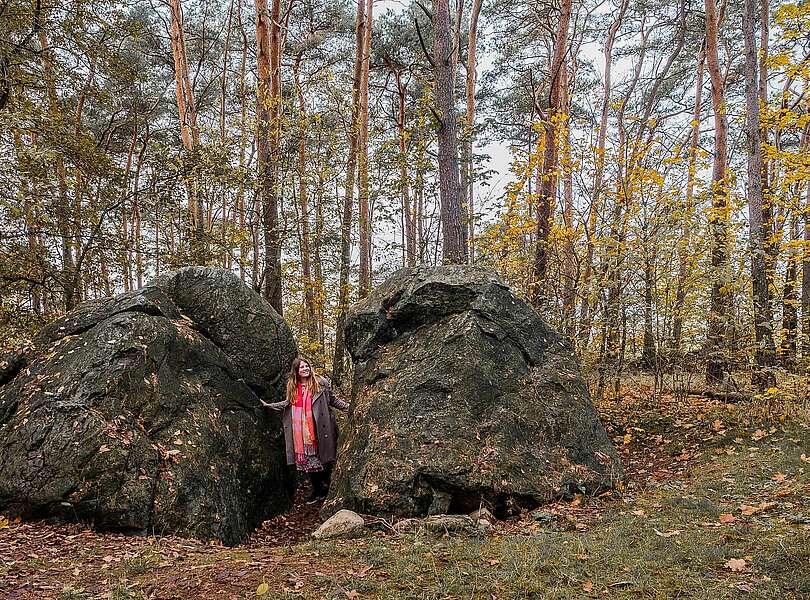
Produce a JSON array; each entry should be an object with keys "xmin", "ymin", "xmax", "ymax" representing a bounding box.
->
[
  {"xmin": 0, "ymin": 267, "xmax": 296, "ymax": 545},
  {"xmin": 325, "ymin": 265, "xmax": 623, "ymax": 519}
]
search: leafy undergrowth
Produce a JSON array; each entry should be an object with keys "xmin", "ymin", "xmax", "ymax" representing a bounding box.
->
[{"xmin": 1, "ymin": 388, "xmax": 808, "ymax": 599}]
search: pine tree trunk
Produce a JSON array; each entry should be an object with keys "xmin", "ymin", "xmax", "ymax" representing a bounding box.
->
[
  {"xmin": 255, "ymin": 0, "xmax": 283, "ymax": 314},
  {"xmin": 802, "ymin": 178, "xmax": 810, "ymax": 360},
  {"xmin": 433, "ymin": 0, "xmax": 467, "ymax": 264},
  {"xmin": 744, "ymin": 0, "xmax": 776, "ymax": 388},
  {"xmin": 780, "ymin": 211, "xmax": 799, "ymax": 370},
  {"xmin": 357, "ymin": 0, "xmax": 373, "ymax": 296},
  {"xmin": 577, "ymin": 0, "xmax": 628, "ymax": 348},
  {"xmin": 333, "ymin": 0, "xmax": 366, "ymax": 383},
  {"xmin": 38, "ymin": 25, "xmax": 77, "ymax": 310},
  {"xmin": 133, "ymin": 133, "xmax": 147, "ymax": 289},
  {"xmin": 394, "ymin": 70, "xmax": 415, "ymax": 267},
  {"xmin": 169, "ymin": 0, "xmax": 205, "ymax": 263},
  {"xmin": 463, "ymin": 0, "xmax": 483, "ymax": 263},
  {"xmin": 122, "ymin": 124, "xmax": 138, "ymax": 293},
  {"xmin": 560, "ymin": 62, "xmax": 577, "ymax": 338},
  {"xmin": 673, "ymin": 50, "xmax": 706, "ymax": 351},
  {"xmin": 235, "ymin": 0, "xmax": 249, "ymax": 280},
  {"xmin": 704, "ymin": 0, "xmax": 732, "ymax": 385},
  {"xmin": 294, "ymin": 56, "xmax": 318, "ymax": 347}
]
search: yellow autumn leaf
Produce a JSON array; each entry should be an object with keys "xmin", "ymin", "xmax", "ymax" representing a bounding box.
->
[{"xmin": 256, "ymin": 582, "xmax": 269, "ymax": 596}]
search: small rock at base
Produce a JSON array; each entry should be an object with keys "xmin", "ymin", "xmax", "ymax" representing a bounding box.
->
[
  {"xmin": 312, "ymin": 509, "xmax": 365, "ymax": 540},
  {"xmin": 469, "ymin": 507, "xmax": 495, "ymax": 522}
]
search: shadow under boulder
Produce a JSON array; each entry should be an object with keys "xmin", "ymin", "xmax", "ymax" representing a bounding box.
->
[
  {"xmin": 324, "ymin": 265, "xmax": 623, "ymax": 519},
  {"xmin": 0, "ymin": 267, "xmax": 297, "ymax": 545}
]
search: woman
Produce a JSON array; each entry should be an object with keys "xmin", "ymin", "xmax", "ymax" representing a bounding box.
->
[{"xmin": 261, "ymin": 357, "xmax": 348, "ymax": 502}]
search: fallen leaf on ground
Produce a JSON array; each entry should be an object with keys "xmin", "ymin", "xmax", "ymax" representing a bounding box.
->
[
  {"xmin": 725, "ymin": 558, "xmax": 746, "ymax": 572},
  {"xmin": 653, "ymin": 528, "xmax": 682, "ymax": 537},
  {"xmin": 719, "ymin": 513, "xmax": 736, "ymax": 524},
  {"xmin": 772, "ymin": 472, "xmax": 787, "ymax": 483},
  {"xmin": 256, "ymin": 582, "xmax": 269, "ymax": 596},
  {"xmin": 345, "ymin": 590, "xmax": 360, "ymax": 599},
  {"xmin": 582, "ymin": 581, "xmax": 594, "ymax": 592},
  {"xmin": 740, "ymin": 502, "xmax": 776, "ymax": 516}
]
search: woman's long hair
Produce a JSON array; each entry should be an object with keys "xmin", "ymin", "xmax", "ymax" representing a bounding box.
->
[{"xmin": 286, "ymin": 357, "xmax": 321, "ymax": 404}]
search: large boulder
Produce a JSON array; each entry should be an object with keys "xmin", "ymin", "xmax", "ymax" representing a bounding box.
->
[
  {"xmin": 0, "ymin": 267, "xmax": 297, "ymax": 545},
  {"xmin": 324, "ymin": 266, "xmax": 623, "ymax": 519}
]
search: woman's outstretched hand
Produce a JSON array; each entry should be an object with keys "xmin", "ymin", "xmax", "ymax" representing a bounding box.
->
[{"xmin": 260, "ymin": 399, "xmax": 287, "ymax": 411}]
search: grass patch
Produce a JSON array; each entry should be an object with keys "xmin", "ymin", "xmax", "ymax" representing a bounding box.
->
[{"xmin": 121, "ymin": 547, "xmax": 161, "ymax": 575}]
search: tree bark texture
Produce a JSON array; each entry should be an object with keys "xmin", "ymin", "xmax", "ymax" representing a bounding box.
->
[
  {"xmin": 743, "ymin": 0, "xmax": 776, "ymax": 387},
  {"xmin": 433, "ymin": 0, "xmax": 468, "ymax": 264},
  {"xmin": 357, "ymin": 0, "xmax": 373, "ymax": 297},
  {"xmin": 256, "ymin": 0, "xmax": 283, "ymax": 314},
  {"xmin": 704, "ymin": 0, "xmax": 732, "ymax": 385},
  {"xmin": 577, "ymin": 0, "xmax": 628, "ymax": 346},
  {"xmin": 530, "ymin": 0, "xmax": 571, "ymax": 308},
  {"xmin": 333, "ymin": 0, "xmax": 365, "ymax": 383}
]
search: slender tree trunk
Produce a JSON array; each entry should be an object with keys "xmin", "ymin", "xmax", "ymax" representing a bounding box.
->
[
  {"xmin": 673, "ymin": 50, "xmax": 706, "ymax": 351},
  {"xmin": 578, "ymin": 0, "xmax": 628, "ymax": 347},
  {"xmin": 463, "ymin": 0, "xmax": 483, "ymax": 263},
  {"xmin": 134, "ymin": 131, "xmax": 147, "ymax": 289},
  {"xmin": 416, "ymin": 150, "xmax": 426, "ymax": 264},
  {"xmin": 802, "ymin": 178, "xmax": 810, "ymax": 359},
  {"xmin": 530, "ymin": 0, "xmax": 571, "ymax": 307},
  {"xmin": 220, "ymin": 0, "xmax": 234, "ymax": 144},
  {"xmin": 294, "ymin": 56, "xmax": 318, "ymax": 347},
  {"xmin": 237, "ymin": 0, "xmax": 249, "ymax": 281},
  {"xmin": 357, "ymin": 0, "xmax": 373, "ymax": 296},
  {"xmin": 169, "ymin": 0, "xmax": 205, "ymax": 263},
  {"xmin": 256, "ymin": 0, "xmax": 283, "ymax": 313},
  {"xmin": 744, "ymin": 0, "xmax": 776, "ymax": 388},
  {"xmin": 433, "ymin": 0, "xmax": 467, "ymax": 264},
  {"xmin": 704, "ymin": 0, "xmax": 732, "ymax": 385},
  {"xmin": 14, "ymin": 130, "xmax": 42, "ymax": 314},
  {"xmin": 122, "ymin": 123, "xmax": 138, "ymax": 293},
  {"xmin": 333, "ymin": 0, "xmax": 365, "ymax": 383},
  {"xmin": 395, "ymin": 70, "xmax": 415, "ymax": 267},
  {"xmin": 560, "ymin": 62, "xmax": 577, "ymax": 338},
  {"xmin": 38, "ymin": 25, "xmax": 77, "ymax": 309},
  {"xmin": 780, "ymin": 210, "xmax": 799, "ymax": 370},
  {"xmin": 314, "ymin": 171, "xmax": 325, "ymax": 350}
]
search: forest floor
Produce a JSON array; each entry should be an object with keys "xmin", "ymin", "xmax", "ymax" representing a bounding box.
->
[{"xmin": 1, "ymin": 383, "xmax": 808, "ymax": 600}]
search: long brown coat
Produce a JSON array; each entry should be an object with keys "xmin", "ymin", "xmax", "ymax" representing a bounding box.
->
[{"xmin": 267, "ymin": 376, "xmax": 348, "ymax": 466}]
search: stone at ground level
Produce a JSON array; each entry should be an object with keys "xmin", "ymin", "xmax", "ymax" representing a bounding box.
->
[
  {"xmin": 312, "ymin": 509, "xmax": 365, "ymax": 540},
  {"xmin": 325, "ymin": 265, "xmax": 623, "ymax": 520},
  {"xmin": 0, "ymin": 267, "xmax": 297, "ymax": 545}
]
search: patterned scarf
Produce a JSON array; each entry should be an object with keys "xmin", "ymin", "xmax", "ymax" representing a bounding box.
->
[{"xmin": 292, "ymin": 382, "xmax": 321, "ymax": 471}]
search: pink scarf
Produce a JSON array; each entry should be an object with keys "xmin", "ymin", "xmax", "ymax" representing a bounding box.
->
[{"xmin": 292, "ymin": 383, "xmax": 318, "ymax": 468}]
